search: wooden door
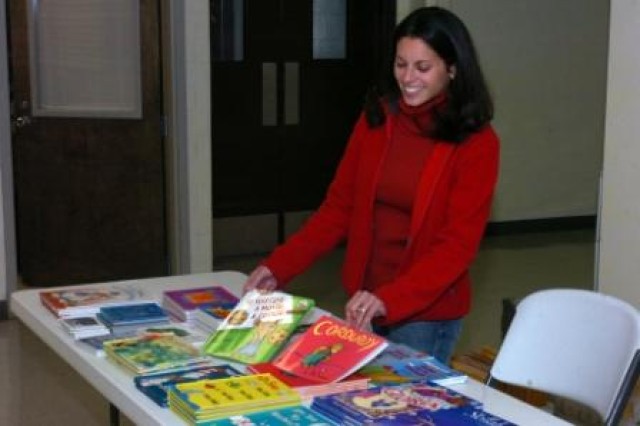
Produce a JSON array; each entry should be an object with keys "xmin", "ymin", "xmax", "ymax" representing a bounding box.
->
[
  {"xmin": 211, "ymin": 0, "xmax": 395, "ymax": 216},
  {"xmin": 8, "ymin": 0, "xmax": 168, "ymax": 286}
]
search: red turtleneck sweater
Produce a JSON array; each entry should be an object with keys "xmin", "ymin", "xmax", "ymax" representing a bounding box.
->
[{"xmin": 364, "ymin": 99, "xmax": 436, "ymax": 290}]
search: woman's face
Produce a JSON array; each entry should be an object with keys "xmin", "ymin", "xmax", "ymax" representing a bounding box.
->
[{"xmin": 393, "ymin": 36, "xmax": 454, "ymax": 107}]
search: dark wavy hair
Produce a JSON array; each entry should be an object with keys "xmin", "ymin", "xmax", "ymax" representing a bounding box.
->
[{"xmin": 364, "ymin": 7, "xmax": 493, "ymax": 143}]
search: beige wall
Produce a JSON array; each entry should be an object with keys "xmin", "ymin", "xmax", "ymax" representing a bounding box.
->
[{"xmin": 598, "ymin": 0, "xmax": 640, "ymax": 307}]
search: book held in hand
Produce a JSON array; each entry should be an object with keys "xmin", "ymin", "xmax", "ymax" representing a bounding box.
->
[
  {"xmin": 273, "ymin": 314, "xmax": 388, "ymax": 383},
  {"xmin": 202, "ymin": 290, "xmax": 315, "ymax": 364}
]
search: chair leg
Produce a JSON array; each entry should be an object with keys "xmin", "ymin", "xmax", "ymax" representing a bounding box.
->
[{"xmin": 606, "ymin": 351, "xmax": 640, "ymax": 426}]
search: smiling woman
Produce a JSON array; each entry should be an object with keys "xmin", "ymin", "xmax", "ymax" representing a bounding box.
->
[{"xmin": 243, "ymin": 6, "xmax": 498, "ymax": 364}]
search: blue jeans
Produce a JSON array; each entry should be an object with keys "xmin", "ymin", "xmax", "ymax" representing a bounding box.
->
[{"xmin": 374, "ymin": 319, "xmax": 462, "ymax": 364}]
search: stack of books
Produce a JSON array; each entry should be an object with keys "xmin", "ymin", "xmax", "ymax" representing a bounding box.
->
[
  {"xmin": 134, "ymin": 364, "xmax": 243, "ymax": 407},
  {"xmin": 167, "ymin": 373, "xmax": 302, "ymax": 424},
  {"xmin": 203, "ymin": 290, "xmax": 315, "ymax": 364},
  {"xmin": 40, "ymin": 285, "xmax": 149, "ymax": 319},
  {"xmin": 103, "ymin": 334, "xmax": 211, "ymax": 374},
  {"xmin": 97, "ymin": 302, "xmax": 170, "ymax": 334},
  {"xmin": 190, "ymin": 306, "xmax": 232, "ymax": 334},
  {"xmin": 61, "ymin": 316, "xmax": 110, "ymax": 340},
  {"xmin": 162, "ymin": 286, "xmax": 239, "ymax": 322},
  {"xmin": 311, "ymin": 380, "xmax": 516, "ymax": 425}
]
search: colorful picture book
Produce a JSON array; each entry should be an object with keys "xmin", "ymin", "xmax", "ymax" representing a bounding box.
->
[
  {"xmin": 40, "ymin": 284, "xmax": 149, "ymax": 319},
  {"xmin": 167, "ymin": 373, "xmax": 301, "ymax": 423},
  {"xmin": 272, "ymin": 315, "xmax": 388, "ymax": 383},
  {"xmin": 213, "ymin": 406, "xmax": 335, "ymax": 426},
  {"xmin": 134, "ymin": 364, "xmax": 243, "ymax": 407},
  {"xmin": 162, "ymin": 285, "xmax": 239, "ymax": 321},
  {"xmin": 103, "ymin": 334, "xmax": 211, "ymax": 374},
  {"xmin": 359, "ymin": 355, "xmax": 467, "ymax": 386},
  {"xmin": 311, "ymin": 380, "xmax": 516, "ymax": 425},
  {"xmin": 202, "ymin": 290, "xmax": 315, "ymax": 364},
  {"xmin": 190, "ymin": 305, "xmax": 235, "ymax": 333},
  {"xmin": 248, "ymin": 362, "xmax": 370, "ymax": 400}
]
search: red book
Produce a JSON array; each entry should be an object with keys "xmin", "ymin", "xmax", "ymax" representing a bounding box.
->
[{"xmin": 272, "ymin": 315, "xmax": 388, "ymax": 383}]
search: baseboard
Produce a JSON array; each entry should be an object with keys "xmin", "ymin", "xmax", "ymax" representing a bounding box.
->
[
  {"xmin": 0, "ymin": 300, "xmax": 7, "ymax": 321},
  {"xmin": 485, "ymin": 215, "xmax": 596, "ymax": 236}
]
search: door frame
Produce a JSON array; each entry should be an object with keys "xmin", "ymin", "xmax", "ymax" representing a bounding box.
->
[{"xmin": 1, "ymin": 0, "xmax": 18, "ymax": 318}]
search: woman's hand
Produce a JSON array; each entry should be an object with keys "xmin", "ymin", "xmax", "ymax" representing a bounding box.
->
[
  {"xmin": 345, "ymin": 290, "xmax": 386, "ymax": 330},
  {"xmin": 242, "ymin": 265, "xmax": 278, "ymax": 294}
]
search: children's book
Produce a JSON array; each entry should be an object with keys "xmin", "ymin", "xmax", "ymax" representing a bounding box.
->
[
  {"xmin": 311, "ymin": 380, "xmax": 516, "ymax": 426},
  {"xmin": 103, "ymin": 334, "xmax": 211, "ymax": 374},
  {"xmin": 212, "ymin": 406, "xmax": 336, "ymax": 426},
  {"xmin": 359, "ymin": 355, "xmax": 467, "ymax": 386},
  {"xmin": 134, "ymin": 364, "xmax": 243, "ymax": 407},
  {"xmin": 272, "ymin": 315, "xmax": 388, "ymax": 383},
  {"xmin": 202, "ymin": 290, "xmax": 315, "ymax": 364},
  {"xmin": 190, "ymin": 305, "xmax": 236, "ymax": 333},
  {"xmin": 248, "ymin": 362, "xmax": 370, "ymax": 400},
  {"xmin": 162, "ymin": 286, "xmax": 239, "ymax": 321},
  {"xmin": 40, "ymin": 284, "xmax": 149, "ymax": 319},
  {"xmin": 167, "ymin": 373, "xmax": 301, "ymax": 422},
  {"xmin": 98, "ymin": 302, "xmax": 169, "ymax": 328}
]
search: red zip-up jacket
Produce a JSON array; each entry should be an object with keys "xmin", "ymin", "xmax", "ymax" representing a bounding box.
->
[{"xmin": 263, "ymin": 110, "xmax": 500, "ymax": 325}]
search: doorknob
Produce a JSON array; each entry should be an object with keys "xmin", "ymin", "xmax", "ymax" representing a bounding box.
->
[{"xmin": 12, "ymin": 115, "xmax": 32, "ymax": 128}]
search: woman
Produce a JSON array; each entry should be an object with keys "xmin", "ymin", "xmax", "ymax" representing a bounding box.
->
[{"xmin": 243, "ymin": 7, "xmax": 499, "ymax": 363}]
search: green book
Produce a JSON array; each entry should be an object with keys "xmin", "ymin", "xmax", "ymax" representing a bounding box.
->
[{"xmin": 203, "ymin": 290, "xmax": 314, "ymax": 364}]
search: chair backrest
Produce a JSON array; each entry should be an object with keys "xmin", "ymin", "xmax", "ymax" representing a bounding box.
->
[{"xmin": 490, "ymin": 288, "xmax": 640, "ymax": 425}]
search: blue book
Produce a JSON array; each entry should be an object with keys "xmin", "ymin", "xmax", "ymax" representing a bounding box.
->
[
  {"xmin": 203, "ymin": 406, "xmax": 335, "ymax": 425},
  {"xmin": 311, "ymin": 381, "xmax": 515, "ymax": 425},
  {"xmin": 98, "ymin": 302, "xmax": 168, "ymax": 327},
  {"xmin": 134, "ymin": 364, "xmax": 243, "ymax": 407},
  {"xmin": 389, "ymin": 356, "xmax": 467, "ymax": 386}
]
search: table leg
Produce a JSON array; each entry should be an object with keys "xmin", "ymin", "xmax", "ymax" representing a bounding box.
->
[{"xmin": 109, "ymin": 403, "xmax": 120, "ymax": 426}]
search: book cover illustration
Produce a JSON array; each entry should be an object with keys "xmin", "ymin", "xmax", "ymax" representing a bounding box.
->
[
  {"xmin": 359, "ymin": 355, "xmax": 467, "ymax": 386},
  {"xmin": 168, "ymin": 373, "xmax": 301, "ymax": 422},
  {"xmin": 103, "ymin": 334, "xmax": 210, "ymax": 374},
  {"xmin": 163, "ymin": 286, "xmax": 239, "ymax": 321},
  {"xmin": 311, "ymin": 381, "xmax": 515, "ymax": 425},
  {"xmin": 249, "ymin": 362, "xmax": 370, "ymax": 400},
  {"xmin": 40, "ymin": 284, "xmax": 148, "ymax": 319},
  {"xmin": 202, "ymin": 290, "xmax": 315, "ymax": 364},
  {"xmin": 273, "ymin": 315, "xmax": 388, "ymax": 383},
  {"xmin": 134, "ymin": 364, "xmax": 242, "ymax": 407},
  {"xmin": 212, "ymin": 406, "xmax": 335, "ymax": 426},
  {"xmin": 98, "ymin": 302, "xmax": 169, "ymax": 327}
]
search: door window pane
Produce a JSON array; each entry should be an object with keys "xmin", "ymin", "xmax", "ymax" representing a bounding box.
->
[
  {"xmin": 28, "ymin": 0, "xmax": 141, "ymax": 118},
  {"xmin": 313, "ymin": 0, "xmax": 346, "ymax": 60},
  {"xmin": 212, "ymin": 0, "xmax": 244, "ymax": 61}
]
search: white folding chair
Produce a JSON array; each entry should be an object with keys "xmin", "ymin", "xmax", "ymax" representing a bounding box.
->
[{"xmin": 488, "ymin": 288, "xmax": 640, "ymax": 426}]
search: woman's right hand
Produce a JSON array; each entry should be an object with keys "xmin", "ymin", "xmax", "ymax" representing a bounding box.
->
[{"xmin": 242, "ymin": 265, "xmax": 278, "ymax": 294}]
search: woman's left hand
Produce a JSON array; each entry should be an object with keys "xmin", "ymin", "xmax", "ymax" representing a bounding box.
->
[{"xmin": 346, "ymin": 290, "xmax": 386, "ymax": 330}]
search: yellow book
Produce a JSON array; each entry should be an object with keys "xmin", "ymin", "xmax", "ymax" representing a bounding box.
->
[{"xmin": 168, "ymin": 373, "xmax": 301, "ymax": 421}]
